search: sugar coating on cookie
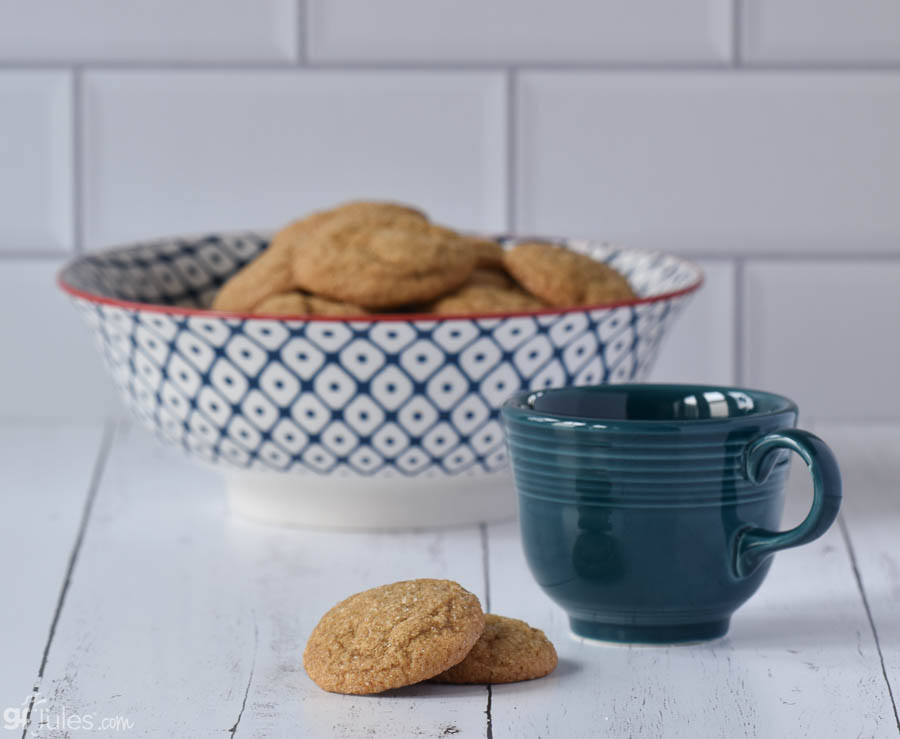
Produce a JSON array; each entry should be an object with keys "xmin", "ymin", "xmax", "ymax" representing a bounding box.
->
[
  {"xmin": 431, "ymin": 614, "xmax": 558, "ymax": 684},
  {"xmin": 428, "ymin": 284, "xmax": 545, "ymax": 315},
  {"xmin": 293, "ymin": 214, "xmax": 477, "ymax": 309},
  {"xmin": 303, "ymin": 579, "xmax": 485, "ymax": 695},
  {"xmin": 504, "ymin": 241, "xmax": 637, "ymax": 308},
  {"xmin": 253, "ymin": 292, "xmax": 367, "ymax": 317}
]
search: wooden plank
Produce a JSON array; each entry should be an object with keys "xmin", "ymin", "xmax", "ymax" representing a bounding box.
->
[
  {"xmin": 487, "ymin": 462, "xmax": 898, "ymax": 738},
  {"xmin": 30, "ymin": 423, "xmax": 489, "ymax": 738},
  {"xmin": 0, "ymin": 421, "xmax": 108, "ymax": 725},
  {"xmin": 815, "ymin": 423, "xmax": 900, "ymax": 730}
]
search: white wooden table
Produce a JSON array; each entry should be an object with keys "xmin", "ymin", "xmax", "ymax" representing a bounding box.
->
[{"xmin": 2, "ymin": 420, "xmax": 898, "ymax": 738}]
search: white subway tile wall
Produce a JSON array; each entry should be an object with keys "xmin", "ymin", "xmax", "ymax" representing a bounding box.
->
[
  {"xmin": 516, "ymin": 72, "xmax": 900, "ymax": 256},
  {"xmin": 0, "ymin": 3, "xmax": 897, "ymax": 421},
  {"xmin": 0, "ymin": 1, "xmax": 298, "ymax": 63},
  {"xmin": 646, "ymin": 260, "xmax": 735, "ymax": 386},
  {"xmin": 0, "ymin": 261, "xmax": 119, "ymax": 419},
  {"xmin": 307, "ymin": 0, "xmax": 731, "ymax": 64},
  {"xmin": 0, "ymin": 71, "xmax": 72, "ymax": 254},
  {"xmin": 742, "ymin": 0, "xmax": 900, "ymax": 64},
  {"xmin": 744, "ymin": 261, "xmax": 900, "ymax": 421},
  {"xmin": 83, "ymin": 71, "xmax": 506, "ymax": 248}
]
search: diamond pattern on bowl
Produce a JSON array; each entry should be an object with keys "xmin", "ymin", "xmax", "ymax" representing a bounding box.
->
[
  {"xmin": 399, "ymin": 339, "xmax": 446, "ymax": 382},
  {"xmin": 421, "ymin": 421, "xmax": 461, "ymax": 459},
  {"xmin": 458, "ymin": 337, "xmax": 502, "ymax": 381},
  {"xmin": 343, "ymin": 395, "xmax": 386, "ymax": 437}
]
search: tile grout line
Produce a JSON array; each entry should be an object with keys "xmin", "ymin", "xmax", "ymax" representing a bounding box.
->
[
  {"xmin": 505, "ymin": 68, "xmax": 516, "ymax": 234},
  {"xmin": 296, "ymin": 0, "xmax": 307, "ymax": 65},
  {"xmin": 479, "ymin": 523, "xmax": 494, "ymax": 739},
  {"xmin": 9, "ymin": 60, "xmax": 900, "ymax": 72},
  {"xmin": 71, "ymin": 67, "xmax": 84, "ymax": 254},
  {"xmin": 731, "ymin": 0, "xmax": 742, "ymax": 67},
  {"xmin": 733, "ymin": 257, "xmax": 745, "ymax": 385},
  {"xmin": 20, "ymin": 421, "xmax": 116, "ymax": 739},
  {"xmin": 837, "ymin": 515, "xmax": 900, "ymax": 733}
]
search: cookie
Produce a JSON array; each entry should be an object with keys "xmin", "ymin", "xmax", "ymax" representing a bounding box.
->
[
  {"xmin": 331, "ymin": 200, "xmax": 427, "ymax": 223},
  {"xmin": 504, "ymin": 242, "xmax": 637, "ymax": 307},
  {"xmin": 428, "ymin": 284, "xmax": 545, "ymax": 315},
  {"xmin": 304, "ymin": 579, "xmax": 485, "ymax": 695},
  {"xmin": 465, "ymin": 237, "xmax": 506, "ymax": 270},
  {"xmin": 293, "ymin": 214, "xmax": 477, "ymax": 310},
  {"xmin": 431, "ymin": 614, "xmax": 558, "ymax": 684},
  {"xmin": 211, "ymin": 213, "xmax": 330, "ymax": 313},
  {"xmin": 212, "ymin": 201, "xmax": 427, "ymax": 313},
  {"xmin": 468, "ymin": 267, "xmax": 515, "ymax": 290},
  {"xmin": 253, "ymin": 292, "xmax": 367, "ymax": 317}
]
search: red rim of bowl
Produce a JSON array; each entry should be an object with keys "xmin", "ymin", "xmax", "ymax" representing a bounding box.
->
[{"xmin": 57, "ymin": 236, "xmax": 705, "ymax": 323}]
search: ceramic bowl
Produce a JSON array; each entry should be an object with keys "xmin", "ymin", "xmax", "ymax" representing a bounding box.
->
[{"xmin": 58, "ymin": 231, "xmax": 702, "ymax": 529}]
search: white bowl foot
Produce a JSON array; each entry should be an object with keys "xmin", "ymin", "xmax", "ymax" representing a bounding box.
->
[{"xmin": 225, "ymin": 471, "xmax": 516, "ymax": 530}]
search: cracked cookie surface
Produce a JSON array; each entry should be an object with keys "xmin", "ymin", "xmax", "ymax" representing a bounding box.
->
[
  {"xmin": 292, "ymin": 214, "xmax": 477, "ymax": 309},
  {"xmin": 303, "ymin": 579, "xmax": 485, "ymax": 695},
  {"xmin": 431, "ymin": 614, "xmax": 557, "ymax": 684}
]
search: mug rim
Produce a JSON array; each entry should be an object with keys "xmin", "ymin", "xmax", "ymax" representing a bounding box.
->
[{"xmin": 502, "ymin": 383, "xmax": 798, "ymax": 430}]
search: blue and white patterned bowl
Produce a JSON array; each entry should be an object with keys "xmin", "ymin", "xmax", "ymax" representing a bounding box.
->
[{"xmin": 59, "ymin": 231, "xmax": 702, "ymax": 528}]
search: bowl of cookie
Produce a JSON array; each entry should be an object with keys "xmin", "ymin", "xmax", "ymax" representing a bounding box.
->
[{"xmin": 59, "ymin": 200, "xmax": 702, "ymax": 529}]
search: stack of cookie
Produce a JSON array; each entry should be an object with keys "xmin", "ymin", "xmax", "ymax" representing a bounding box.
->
[
  {"xmin": 211, "ymin": 200, "xmax": 636, "ymax": 317},
  {"xmin": 303, "ymin": 579, "xmax": 558, "ymax": 695}
]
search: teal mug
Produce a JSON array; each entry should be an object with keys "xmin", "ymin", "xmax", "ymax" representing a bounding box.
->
[{"xmin": 501, "ymin": 384, "xmax": 842, "ymax": 644}]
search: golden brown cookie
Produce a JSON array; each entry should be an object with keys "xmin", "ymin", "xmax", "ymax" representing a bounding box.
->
[
  {"xmin": 465, "ymin": 237, "xmax": 506, "ymax": 270},
  {"xmin": 211, "ymin": 201, "xmax": 427, "ymax": 313},
  {"xmin": 303, "ymin": 579, "xmax": 485, "ymax": 695},
  {"xmin": 293, "ymin": 214, "xmax": 477, "ymax": 310},
  {"xmin": 431, "ymin": 614, "xmax": 558, "ymax": 684},
  {"xmin": 469, "ymin": 267, "xmax": 515, "ymax": 290},
  {"xmin": 504, "ymin": 242, "xmax": 637, "ymax": 308},
  {"xmin": 253, "ymin": 292, "xmax": 367, "ymax": 317},
  {"xmin": 211, "ymin": 213, "xmax": 330, "ymax": 313},
  {"xmin": 428, "ymin": 284, "xmax": 545, "ymax": 315}
]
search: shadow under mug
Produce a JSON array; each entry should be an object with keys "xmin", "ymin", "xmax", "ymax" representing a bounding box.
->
[{"xmin": 501, "ymin": 384, "xmax": 842, "ymax": 644}]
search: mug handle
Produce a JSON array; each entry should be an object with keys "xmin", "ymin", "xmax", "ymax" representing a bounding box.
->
[{"xmin": 734, "ymin": 429, "xmax": 842, "ymax": 578}]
